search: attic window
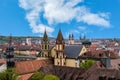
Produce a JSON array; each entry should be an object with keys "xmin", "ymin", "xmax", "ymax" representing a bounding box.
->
[
  {"xmin": 99, "ymin": 54, "xmax": 102, "ymax": 57},
  {"xmin": 100, "ymin": 64, "xmax": 103, "ymax": 68},
  {"xmin": 84, "ymin": 53, "xmax": 86, "ymax": 56}
]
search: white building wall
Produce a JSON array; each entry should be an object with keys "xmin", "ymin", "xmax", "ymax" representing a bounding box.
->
[{"xmin": 0, "ymin": 64, "xmax": 7, "ymax": 72}]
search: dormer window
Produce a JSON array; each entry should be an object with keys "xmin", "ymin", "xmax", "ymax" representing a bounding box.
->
[{"xmin": 99, "ymin": 54, "xmax": 102, "ymax": 57}]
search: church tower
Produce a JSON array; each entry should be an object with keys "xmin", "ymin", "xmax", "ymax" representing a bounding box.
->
[
  {"xmin": 68, "ymin": 34, "xmax": 71, "ymax": 44},
  {"xmin": 41, "ymin": 29, "xmax": 50, "ymax": 57},
  {"xmin": 68, "ymin": 34, "xmax": 74, "ymax": 45},
  {"xmin": 6, "ymin": 35, "xmax": 15, "ymax": 68},
  {"xmin": 71, "ymin": 34, "xmax": 74, "ymax": 44},
  {"xmin": 55, "ymin": 29, "xmax": 66, "ymax": 66}
]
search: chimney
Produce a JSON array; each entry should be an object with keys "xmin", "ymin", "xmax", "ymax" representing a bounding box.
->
[{"xmin": 101, "ymin": 58, "xmax": 110, "ymax": 69}]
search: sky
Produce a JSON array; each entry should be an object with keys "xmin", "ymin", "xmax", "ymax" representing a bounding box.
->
[{"xmin": 0, "ymin": 0, "xmax": 120, "ymax": 39}]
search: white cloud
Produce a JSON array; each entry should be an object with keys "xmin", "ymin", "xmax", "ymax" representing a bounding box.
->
[
  {"xmin": 77, "ymin": 12, "xmax": 110, "ymax": 27},
  {"xmin": 19, "ymin": 0, "xmax": 111, "ymax": 36},
  {"xmin": 78, "ymin": 26, "xmax": 86, "ymax": 30},
  {"xmin": 19, "ymin": 0, "xmax": 54, "ymax": 36},
  {"xmin": 43, "ymin": 0, "xmax": 83, "ymax": 24}
]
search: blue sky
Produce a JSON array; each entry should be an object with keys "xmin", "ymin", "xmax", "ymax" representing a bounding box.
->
[{"xmin": 0, "ymin": 0, "xmax": 120, "ymax": 39}]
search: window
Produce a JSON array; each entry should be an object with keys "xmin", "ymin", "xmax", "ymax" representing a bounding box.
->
[
  {"xmin": 45, "ymin": 45, "xmax": 47, "ymax": 49},
  {"xmin": 64, "ymin": 62, "xmax": 66, "ymax": 65}
]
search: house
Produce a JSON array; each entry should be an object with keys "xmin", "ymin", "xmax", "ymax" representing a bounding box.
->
[
  {"xmin": 39, "ymin": 61, "xmax": 120, "ymax": 80},
  {"xmin": 40, "ymin": 29, "xmax": 87, "ymax": 67},
  {"xmin": 15, "ymin": 59, "xmax": 53, "ymax": 80},
  {"xmin": 0, "ymin": 58, "xmax": 7, "ymax": 72}
]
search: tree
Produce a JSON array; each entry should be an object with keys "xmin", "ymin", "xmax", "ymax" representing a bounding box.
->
[
  {"xmin": 43, "ymin": 75, "xmax": 60, "ymax": 80},
  {"xmin": 79, "ymin": 59, "xmax": 95, "ymax": 69},
  {"xmin": 31, "ymin": 71, "xmax": 45, "ymax": 80},
  {"xmin": 0, "ymin": 68, "xmax": 18, "ymax": 80}
]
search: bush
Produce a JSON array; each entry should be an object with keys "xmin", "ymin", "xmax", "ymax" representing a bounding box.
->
[
  {"xmin": 79, "ymin": 59, "xmax": 95, "ymax": 69},
  {"xmin": 43, "ymin": 74, "xmax": 60, "ymax": 80},
  {"xmin": 31, "ymin": 71, "xmax": 45, "ymax": 80},
  {"xmin": 0, "ymin": 68, "xmax": 18, "ymax": 80}
]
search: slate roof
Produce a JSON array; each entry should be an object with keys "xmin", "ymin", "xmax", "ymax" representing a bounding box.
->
[{"xmin": 65, "ymin": 45, "xmax": 83, "ymax": 58}]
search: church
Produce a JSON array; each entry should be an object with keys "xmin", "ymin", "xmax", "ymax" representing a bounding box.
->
[{"xmin": 40, "ymin": 29, "xmax": 87, "ymax": 67}]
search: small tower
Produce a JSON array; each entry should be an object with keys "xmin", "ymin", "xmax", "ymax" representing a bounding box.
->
[
  {"xmin": 80, "ymin": 34, "xmax": 82, "ymax": 40},
  {"xmin": 55, "ymin": 29, "xmax": 66, "ymax": 66},
  {"xmin": 41, "ymin": 29, "xmax": 50, "ymax": 57},
  {"xmin": 68, "ymin": 34, "xmax": 74, "ymax": 45},
  {"xmin": 71, "ymin": 34, "xmax": 74, "ymax": 44},
  {"xmin": 68, "ymin": 34, "xmax": 71, "ymax": 44},
  {"xmin": 6, "ymin": 35, "xmax": 15, "ymax": 68},
  {"xmin": 83, "ymin": 34, "xmax": 86, "ymax": 40},
  {"xmin": 69, "ymin": 34, "xmax": 71, "ymax": 40}
]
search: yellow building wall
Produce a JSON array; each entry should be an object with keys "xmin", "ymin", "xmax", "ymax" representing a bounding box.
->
[
  {"xmin": 14, "ymin": 50, "xmax": 28, "ymax": 55},
  {"xmin": 54, "ymin": 58, "xmax": 77, "ymax": 67},
  {"xmin": 79, "ymin": 46, "xmax": 87, "ymax": 56},
  {"xmin": 66, "ymin": 59, "xmax": 76, "ymax": 67},
  {"xmin": 51, "ymin": 46, "xmax": 56, "ymax": 58},
  {"xmin": 54, "ymin": 58, "xmax": 66, "ymax": 66},
  {"xmin": 52, "ymin": 45, "xmax": 87, "ymax": 67}
]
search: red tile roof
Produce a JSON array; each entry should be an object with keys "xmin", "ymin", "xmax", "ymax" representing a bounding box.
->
[
  {"xmin": 19, "ymin": 73, "xmax": 33, "ymax": 80},
  {"xmin": 80, "ymin": 50, "xmax": 119, "ymax": 59},
  {"xmin": 0, "ymin": 58, "xmax": 6, "ymax": 64},
  {"xmin": 110, "ymin": 59, "xmax": 120, "ymax": 70},
  {"xmin": 15, "ymin": 59, "xmax": 52, "ymax": 75}
]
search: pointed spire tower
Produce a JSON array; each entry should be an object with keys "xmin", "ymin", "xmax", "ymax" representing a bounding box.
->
[
  {"xmin": 56, "ymin": 29, "xmax": 64, "ymax": 44},
  {"xmin": 69, "ymin": 34, "xmax": 71, "ymax": 40},
  {"xmin": 55, "ymin": 29, "xmax": 66, "ymax": 66},
  {"xmin": 83, "ymin": 34, "xmax": 86, "ymax": 40},
  {"xmin": 72, "ymin": 34, "xmax": 74, "ymax": 40},
  {"xmin": 6, "ymin": 34, "xmax": 15, "ymax": 68},
  {"xmin": 41, "ymin": 29, "xmax": 50, "ymax": 57},
  {"xmin": 43, "ymin": 29, "xmax": 48, "ymax": 42}
]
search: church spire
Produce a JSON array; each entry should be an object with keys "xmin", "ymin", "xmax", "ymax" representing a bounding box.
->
[
  {"xmin": 69, "ymin": 34, "xmax": 71, "ymax": 40},
  {"xmin": 9, "ymin": 34, "xmax": 12, "ymax": 46},
  {"xmin": 72, "ymin": 34, "xmax": 74, "ymax": 40},
  {"xmin": 56, "ymin": 29, "xmax": 64, "ymax": 44},
  {"xmin": 43, "ymin": 28, "xmax": 48, "ymax": 41},
  {"xmin": 6, "ymin": 34, "xmax": 15, "ymax": 68}
]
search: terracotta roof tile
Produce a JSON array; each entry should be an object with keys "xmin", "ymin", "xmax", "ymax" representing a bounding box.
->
[
  {"xmin": 40, "ymin": 65, "xmax": 86, "ymax": 80},
  {"xmin": 15, "ymin": 59, "xmax": 52, "ymax": 75},
  {"xmin": 80, "ymin": 50, "xmax": 119, "ymax": 59},
  {"xmin": 0, "ymin": 58, "xmax": 6, "ymax": 64},
  {"xmin": 19, "ymin": 73, "xmax": 33, "ymax": 80}
]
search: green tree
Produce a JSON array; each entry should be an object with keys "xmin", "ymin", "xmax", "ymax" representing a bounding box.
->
[
  {"xmin": 79, "ymin": 59, "xmax": 95, "ymax": 69},
  {"xmin": 0, "ymin": 68, "xmax": 18, "ymax": 80},
  {"xmin": 43, "ymin": 75, "xmax": 60, "ymax": 80},
  {"xmin": 31, "ymin": 71, "xmax": 45, "ymax": 80}
]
